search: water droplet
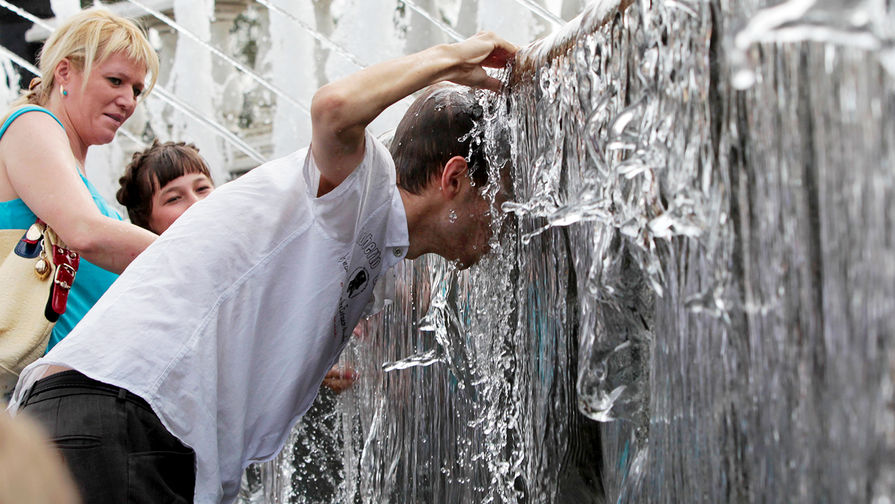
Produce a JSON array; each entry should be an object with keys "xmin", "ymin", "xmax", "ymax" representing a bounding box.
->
[{"xmin": 731, "ymin": 68, "xmax": 756, "ymax": 90}]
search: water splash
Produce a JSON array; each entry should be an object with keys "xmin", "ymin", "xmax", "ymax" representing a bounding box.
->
[{"xmin": 217, "ymin": 0, "xmax": 895, "ymax": 502}]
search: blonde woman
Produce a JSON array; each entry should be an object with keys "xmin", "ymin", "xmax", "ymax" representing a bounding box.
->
[{"xmin": 0, "ymin": 8, "xmax": 158, "ymax": 351}]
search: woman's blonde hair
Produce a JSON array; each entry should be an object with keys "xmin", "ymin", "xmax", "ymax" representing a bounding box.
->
[{"xmin": 13, "ymin": 7, "xmax": 159, "ymax": 107}]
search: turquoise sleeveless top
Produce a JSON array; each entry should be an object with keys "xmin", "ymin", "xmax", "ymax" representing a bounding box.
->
[{"xmin": 0, "ymin": 105, "xmax": 121, "ymax": 352}]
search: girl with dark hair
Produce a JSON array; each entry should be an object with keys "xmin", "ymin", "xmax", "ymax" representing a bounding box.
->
[{"xmin": 116, "ymin": 139, "xmax": 214, "ymax": 234}]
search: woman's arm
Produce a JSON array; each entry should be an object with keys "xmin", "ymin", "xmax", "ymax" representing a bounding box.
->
[
  {"xmin": 1, "ymin": 111, "xmax": 156, "ymax": 274},
  {"xmin": 310, "ymin": 31, "xmax": 517, "ymax": 197}
]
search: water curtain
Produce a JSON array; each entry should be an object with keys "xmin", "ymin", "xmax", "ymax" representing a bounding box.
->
[
  {"xmin": 260, "ymin": 1, "xmax": 895, "ymax": 502},
  {"xmin": 502, "ymin": 0, "xmax": 894, "ymax": 501},
  {"xmin": 509, "ymin": 0, "xmax": 893, "ymax": 501}
]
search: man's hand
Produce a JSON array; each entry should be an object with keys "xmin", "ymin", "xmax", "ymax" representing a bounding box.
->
[{"xmin": 443, "ymin": 32, "xmax": 518, "ymax": 91}]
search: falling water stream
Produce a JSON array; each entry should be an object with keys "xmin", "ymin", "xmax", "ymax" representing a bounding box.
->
[
  {"xmin": 264, "ymin": 1, "xmax": 895, "ymax": 502},
  {"xmin": 3, "ymin": 0, "xmax": 895, "ymax": 502}
]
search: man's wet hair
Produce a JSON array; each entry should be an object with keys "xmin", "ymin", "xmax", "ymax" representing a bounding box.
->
[{"xmin": 391, "ymin": 85, "xmax": 490, "ymax": 195}]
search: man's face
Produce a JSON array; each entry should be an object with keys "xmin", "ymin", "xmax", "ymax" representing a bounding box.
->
[{"xmin": 446, "ymin": 183, "xmax": 504, "ymax": 270}]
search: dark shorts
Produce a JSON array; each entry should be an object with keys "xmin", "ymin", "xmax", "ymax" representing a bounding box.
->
[{"xmin": 19, "ymin": 370, "xmax": 196, "ymax": 503}]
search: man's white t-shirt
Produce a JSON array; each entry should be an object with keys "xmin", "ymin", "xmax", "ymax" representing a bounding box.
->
[{"xmin": 11, "ymin": 132, "xmax": 409, "ymax": 503}]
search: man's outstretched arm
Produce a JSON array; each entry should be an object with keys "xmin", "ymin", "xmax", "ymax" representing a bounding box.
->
[{"xmin": 310, "ymin": 31, "xmax": 517, "ymax": 196}]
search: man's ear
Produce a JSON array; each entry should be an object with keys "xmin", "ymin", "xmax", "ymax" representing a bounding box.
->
[{"xmin": 439, "ymin": 156, "xmax": 468, "ymax": 200}]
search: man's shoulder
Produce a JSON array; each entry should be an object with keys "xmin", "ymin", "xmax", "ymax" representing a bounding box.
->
[
  {"xmin": 365, "ymin": 132, "xmax": 394, "ymax": 167},
  {"xmin": 353, "ymin": 132, "xmax": 396, "ymax": 190}
]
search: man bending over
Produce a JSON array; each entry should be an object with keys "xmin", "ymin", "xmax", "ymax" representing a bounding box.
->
[{"xmin": 9, "ymin": 32, "xmax": 517, "ymax": 503}]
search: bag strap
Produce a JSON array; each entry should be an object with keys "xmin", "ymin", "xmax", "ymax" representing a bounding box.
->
[
  {"xmin": 0, "ymin": 105, "xmax": 65, "ymax": 141},
  {"xmin": 25, "ymin": 220, "xmax": 79, "ymax": 318},
  {"xmin": 49, "ymin": 237, "xmax": 79, "ymax": 317}
]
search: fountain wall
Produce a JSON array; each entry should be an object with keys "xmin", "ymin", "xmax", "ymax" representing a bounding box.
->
[{"xmin": 3, "ymin": 1, "xmax": 895, "ymax": 503}]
